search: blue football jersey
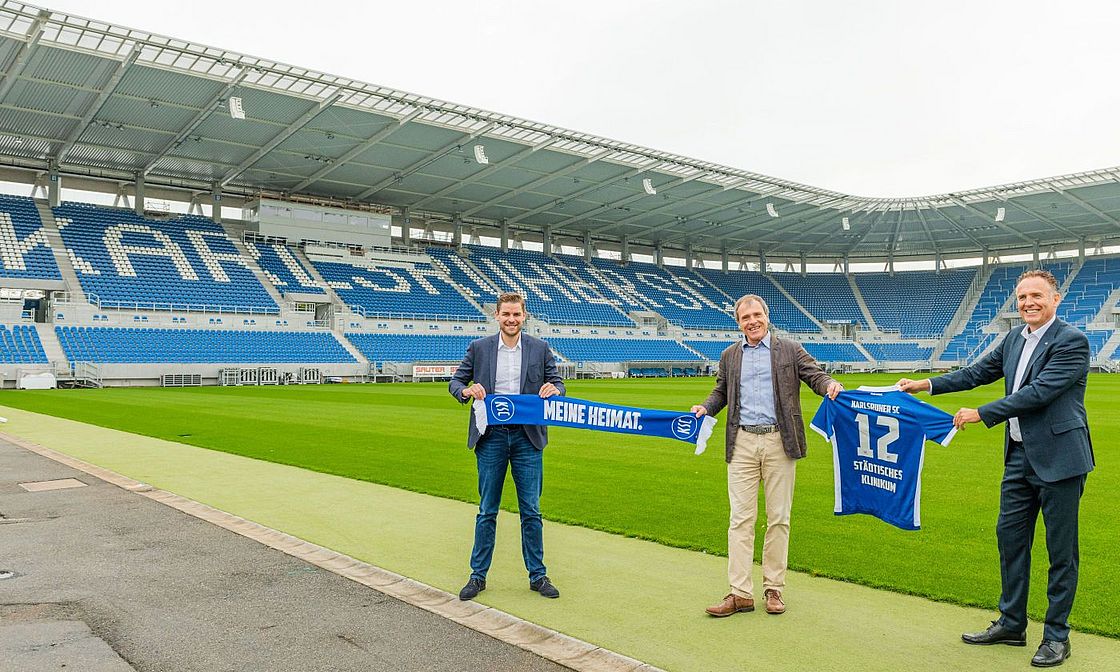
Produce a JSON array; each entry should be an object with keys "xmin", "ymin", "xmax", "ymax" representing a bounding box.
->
[{"xmin": 810, "ymin": 386, "xmax": 957, "ymax": 530}]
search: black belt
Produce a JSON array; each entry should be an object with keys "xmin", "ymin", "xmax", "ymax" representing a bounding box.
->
[{"xmin": 740, "ymin": 424, "xmax": 779, "ymax": 434}]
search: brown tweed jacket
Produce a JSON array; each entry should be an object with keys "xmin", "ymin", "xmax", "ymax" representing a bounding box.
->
[{"xmin": 701, "ymin": 334, "xmax": 836, "ymax": 462}]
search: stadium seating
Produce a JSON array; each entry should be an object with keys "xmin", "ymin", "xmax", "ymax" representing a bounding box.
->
[
  {"xmin": 55, "ymin": 326, "xmax": 354, "ymax": 364},
  {"xmin": 0, "ymin": 194, "xmax": 62, "ymax": 280},
  {"xmin": 553, "ymin": 253, "xmax": 648, "ymax": 314},
  {"xmin": 853, "ymin": 269, "xmax": 976, "ymax": 337},
  {"xmin": 586, "ymin": 258, "xmax": 736, "ymax": 329},
  {"xmin": 246, "ymin": 241, "xmax": 326, "ymax": 296},
  {"xmin": 461, "ymin": 245, "xmax": 634, "ymax": 326},
  {"xmin": 547, "ymin": 337, "xmax": 702, "ymax": 362},
  {"xmin": 345, "ymin": 333, "xmax": 477, "ymax": 362},
  {"xmin": 314, "ymin": 259, "xmax": 487, "ymax": 321},
  {"xmin": 1058, "ymin": 257, "xmax": 1120, "ymax": 326},
  {"xmin": 0, "ymin": 324, "xmax": 49, "ymax": 364},
  {"xmin": 861, "ymin": 342, "xmax": 933, "ymax": 361},
  {"xmin": 683, "ymin": 340, "xmax": 733, "ymax": 360},
  {"xmin": 801, "ymin": 342, "xmax": 868, "ymax": 363},
  {"xmin": 772, "ymin": 272, "xmax": 868, "ymax": 327},
  {"xmin": 425, "ymin": 246, "xmax": 498, "ymax": 304},
  {"xmin": 694, "ymin": 268, "xmax": 819, "ymax": 332},
  {"xmin": 1086, "ymin": 330, "xmax": 1113, "ymax": 359},
  {"xmin": 54, "ymin": 203, "xmax": 278, "ymax": 313}
]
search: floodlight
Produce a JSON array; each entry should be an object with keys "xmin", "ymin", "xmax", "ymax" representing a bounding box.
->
[
  {"xmin": 766, "ymin": 203, "xmax": 778, "ymax": 218},
  {"xmin": 229, "ymin": 96, "xmax": 245, "ymax": 119},
  {"xmin": 995, "ymin": 206, "xmax": 1006, "ymax": 222},
  {"xmin": 842, "ymin": 217, "xmax": 850, "ymax": 231},
  {"xmin": 473, "ymin": 145, "xmax": 489, "ymax": 165},
  {"xmin": 642, "ymin": 178, "xmax": 656, "ymax": 195}
]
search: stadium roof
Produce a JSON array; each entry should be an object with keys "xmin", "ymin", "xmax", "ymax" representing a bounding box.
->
[{"xmin": 2, "ymin": 0, "xmax": 1120, "ymax": 262}]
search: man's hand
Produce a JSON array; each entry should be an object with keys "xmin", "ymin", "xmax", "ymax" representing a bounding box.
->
[
  {"xmin": 538, "ymin": 382, "xmax": 560, "ymax": 398},
  {"xmin": 953, "ymin": 407, "xmax": 981, "ymax": 430},
  {"xmin": 460, "ymin": 383, "xmax": 486, "ymax": 401},
  {"xmin": 826, "ymin": 381, "xmax": 844, "ymax": 400},
  {"xmin": 691, "ymin": 405, "xmax": 708, "ymax": 418},
  {"xmin": 897, "ymin": 378, "xmax": 932, "ymax": 394}
]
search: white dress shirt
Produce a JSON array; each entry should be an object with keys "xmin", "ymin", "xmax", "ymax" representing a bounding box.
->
[
  {"xmin": 1008, "ymin": 315, "xmax": 1056, "ymax": 441},
  {"xmin": 494, "ymin": 334, "xmax": 523, "ymax": 395}
]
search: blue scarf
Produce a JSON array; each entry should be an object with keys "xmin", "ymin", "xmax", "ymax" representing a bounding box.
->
[{"xmin": 472, "ymin": 394, "xmax": 717, "ymax": 454}]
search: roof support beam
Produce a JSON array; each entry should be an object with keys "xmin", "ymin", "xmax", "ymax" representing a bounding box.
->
[
  {"xmin": 504, "ymin": 164, "xmax": 653, "ymax": 227},
  {"xmin": 143, "ymin": 70, "xmax": 249, "ymax": 176},
  {"xmin": 912, "ymin": 207, "xmax": 941, "ymax": 254},
  {"xmin": 997, "ymin": 197, "xmax": 1081, "ymax": 239},
  {"xmin": 56, "ymin": 48, "xmax": 140, "ymax": 163},
  {"xmin": 355, "ymin": 122, "xmax": 499, "ymax": 200},
  {"xmin": 459, "ymin": 152, "xmax": 608, "ymax": 218},
  {"xmin": 586, "ymin": 176, "xmax": 752, "ymax": 235},
  {"xmin": 947, "ymin": 196, "xmax": 1037, "ymax": 244},
  {"xmin": 1049, "ymin": 189, "xmax": 1120, "ymax": 226},
  {"xmin": 628, "ymin": 185, "xmax": 791, "ymax": 242},
  {"xmin": 221, "ymin": 91, "xmax": 344, "ymax": 187},
  {"xmin": 289, "ymin": 107, "xmax": 425, "ymax": 192},
  {"xmin": 926, "ymin": 205, "xmax": 988, "ymax": 249},
  {"xmin": 407, "ymin": 136, "xmax": 561, "ymax": 210},
  {"xmin": 0, "ymin": 10, "xmax": 49, "ymax": 104},
  {"xmin": 551, "ymin": 172, "xmax": 705, "ymax": 229},
  {"xmin": 663, "ymin": 202, "xmax": 821, "ymax": 247}
]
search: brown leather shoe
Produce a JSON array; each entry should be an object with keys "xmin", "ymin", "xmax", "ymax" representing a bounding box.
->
[
  {"xmin": 705, "ymin": 593, "xmax": 754, "ymax": 617},
  {"xmin": 764, "ymin": 589, "xmax": 785, "ymax": 615}
]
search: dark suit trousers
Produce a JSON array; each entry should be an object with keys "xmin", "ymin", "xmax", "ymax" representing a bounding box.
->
[{"xmin": 997, "ymin": 441, "xmax": 1085, "ymax": 641}]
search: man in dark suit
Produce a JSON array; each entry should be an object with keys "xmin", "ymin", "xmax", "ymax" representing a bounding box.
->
[
  {"xmin": 898, "ymin": 269, "xmax": 1092, "ymax": 668},
  {"xmin": 692, "ymin": 294, "xmax": 842, "ymax": 617},
  {"xmin": 449, "ymin": 292, "xmax": 565, "ymax": 602}
]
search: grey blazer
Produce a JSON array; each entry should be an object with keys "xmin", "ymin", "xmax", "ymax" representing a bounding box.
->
[
  {"xmin": 932, "ymin": 318, "xmax": 1094, "ymax": 482},
  {"xmin": 448, "ymin": 333, "xmax": 566, "ymax": 450},
  {"xmin": 702, "ymin": 334, "xmax": 835, "ymax": 462}
]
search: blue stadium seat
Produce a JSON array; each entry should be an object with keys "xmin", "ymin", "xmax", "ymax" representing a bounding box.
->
[
  {"xmin": 55, "ymin": 326, "xmax": 354, "ymax": 364},
  {"xmin": 694, "ymin": 268, "xmax": 819, "ymax": 333},
  {"xmin": 314, "ymin": 258, "xmax": 486, "ymax": 321},
  {"xmin": 862, "ymin": 342, "xmax": 933, "ymax": 361},
  {"xmin": 346, "ymin": 333, "xmax": 478, "ymax": 362},
  {"xmin": 548, "ymin": 337, "xmax": 702, "ymax": 362},
  {"xmin": 584, "ymin": 258, "xmax": 735, "ymax": 329},
  {"xmin": 773, "ymin": 272, "xmax": 867, "ymax": 327},
  {"xmin": 854, "ymin": 269, "xmax": 976, "ymax": 338},
  {"xmin": 246, "ymin": 241, "xmax": 326, "ymax": 296},
  {"xmin": 0, "ymin": 195, "xmax": 62, "ymax": 281},
  {"xmin": 0, "ymin": 324, "xmax": 49, "ymax": 364}
]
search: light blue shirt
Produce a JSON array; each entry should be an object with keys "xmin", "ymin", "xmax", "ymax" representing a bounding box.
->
[{"xmin": 739, "ymin": 333, "xmax": 777, "ymax": 426}]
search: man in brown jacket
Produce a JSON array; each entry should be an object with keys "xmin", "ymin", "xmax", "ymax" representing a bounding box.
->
[{"xmin": 692, "ymin": 294, "xmax": 841, "ymax": 616}]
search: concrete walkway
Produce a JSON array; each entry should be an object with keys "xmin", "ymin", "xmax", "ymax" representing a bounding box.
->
[{"xmin": 2, "ymin": 405, "xmax": 1117, "ymax": 671}]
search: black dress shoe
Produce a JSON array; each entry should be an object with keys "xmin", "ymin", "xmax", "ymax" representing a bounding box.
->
[
  {"xmin": 1031, "ymin": 639, "xmax": 1071, "ymax": 667},
  {"xmin": 529, "ymin": 576, "xmax": 560, "ymax": 598},
  {"xmin": 458, "ymin": 577, "xmax": 486, "ymax": 601},
  {"xmin": 961, "ymin": 621, "xmax": 1027, "ymax": 646}
]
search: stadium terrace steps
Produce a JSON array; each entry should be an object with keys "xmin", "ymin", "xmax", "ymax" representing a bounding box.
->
[
  {"xmin": 228, "ymin": 236, "xmax": 287, "ymax": 306},
  {"xmin": 847, "ymin": 275, "xmax": 878, "ymax": 331},
  {"xmin": 33, "ymin": 323, "xmax": 67, "ymax": 366},
  {"xmin": 244, "ymin": 240, "xmax": 329, "ymax": 298},
  {"xmin": 291, "ymin": 247, "xmax": 350, "ymax": 308},
  {"xmin": 32, "ymin": 199, "xmax": 82, "ymax": 297}
]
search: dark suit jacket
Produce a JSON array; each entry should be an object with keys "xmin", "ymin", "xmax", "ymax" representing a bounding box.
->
[
  {"xmin": 448, "ymin": 333, "xmax": 565, "ymax": 450},
  {"xmin": 932, "ymin": 318, "xmax": 1094, "ymax": 482},
  {"xmin": 702, "ymin": 334, "xmax": 836, "ymax": 462}
]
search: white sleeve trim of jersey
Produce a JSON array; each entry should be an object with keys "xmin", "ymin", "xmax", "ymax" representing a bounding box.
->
[
  {"xmin": 939, "ymin": 427, "xmax": 958, "ymax": 447},
  {"xmin": 809, "ymin": 422, "xmax": 830, "ymax": 441},
  {"xmin": 856, "ymin": 384, "xmax": 901, "ymax": 392},
  {"xmin": 695, "ymin": 415, "xmax": 718, "ymax": 455}
]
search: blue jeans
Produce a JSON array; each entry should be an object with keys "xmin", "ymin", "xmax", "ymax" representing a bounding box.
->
[{"xmin": 470, "ymin": 425, "xmax": 546, "ymax": 582}]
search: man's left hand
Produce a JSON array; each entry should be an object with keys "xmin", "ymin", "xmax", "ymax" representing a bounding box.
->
[
  {"xmin": 538, "ymin": 382, "xmax": 560, "ymax": 398},
  {"xmin": 953, "ymin": 407, "xmax": 981, "ymax": 429},
  {"xmin": 826, "ymin": 381, "xmax": 844, "ymax": 400}
]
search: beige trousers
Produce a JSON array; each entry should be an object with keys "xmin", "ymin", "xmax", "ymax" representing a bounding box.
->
[{"xmin": 727, "ymin": 430, "xmax": 796, "ymax": 599}]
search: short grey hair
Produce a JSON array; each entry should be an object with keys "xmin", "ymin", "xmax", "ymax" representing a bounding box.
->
[{"xmin": 734, "ymin": 294, "xmax": 769, "ymax": 317}]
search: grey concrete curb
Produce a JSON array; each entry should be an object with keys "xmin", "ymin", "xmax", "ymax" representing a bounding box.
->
[{"xmin": 1, "ymin": 432, "xmax": 664, "ymax": 672}]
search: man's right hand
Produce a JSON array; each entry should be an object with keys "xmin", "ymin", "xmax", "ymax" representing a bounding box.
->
[
  {"xmin": 460, "ymin": 383, "xmax": 486, "ymax": 401},
  {"xmin": 896, "ymin": 378, "xmax": 932, "ymax": 394},
  {"xmin": 691, "ymin": 405, "xmax": 708, "ymax": 418}
]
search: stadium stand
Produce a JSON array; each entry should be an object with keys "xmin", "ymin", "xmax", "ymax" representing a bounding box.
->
[
  {"xmin": 55, "ymin": 326, "xmax": 354, "ymax": 364},
  {"xmin": 861, "ymin": 342, "xmax": 933, "ymax": 361},
  {"xmin": 313, "ymin": 259, "xmax": 487, "ymax": 321},
  {"xmin": 801, "ymin": 342, "xmax": 868, "ymax": 363},
  {"xmin": 461, "ymin": 245, "xmax": 634, "ymax": 326},
  {"xmin": 853, "ymin": 269, "xmax": 976, "ymax": 338},
  {"xmin": 683, "ymin": 340, "xmax": 733, "ymax": 360},
  {"xmin": 246, "ymin": 241, "xmax": 326, "ymax": 296},
  {"xmin": 553, "ymin": 253, "xmax": 648, "ymax": 313},
  {"xmin": 1086, "ymin": 329, "xmax": 1113, "ymax": 359},
  {"xmin": 54, "ymin": 203, "xmax": 278, "ymax": 313},
  {"xmin": 345, "ymin": 333, "xmax": 477, "ymax": 362},
  {"xmin": 547, "ymin": 337, "xmax": 702, "ymax": 362},
  {"xmin": 1058, "ymin": 257, "xmax": 1120, "ymax": 326},
  {"xmin": 425, "ymin": 246, "xmax": 498, "ymax": 303},
  {"xmin": 587, "ymin": 258, "xmax": 736, "ymax": 329},
  {"xmin": 773, "ymin": 272, "xmax": 868, "ymax": 327},
  {"xmin": 0, "ymin": 194, "xmax": 62, "ymax": 280},
  {"xmin": 0, "ymin": 324, "xmax": 49, "ymax": 364},
  {"xmin": 693, "ymin": 268, "xmax": 819, "ymax": 332}
]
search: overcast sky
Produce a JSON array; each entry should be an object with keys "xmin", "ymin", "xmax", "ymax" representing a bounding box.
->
[{"xmin": 40, "ymin": 0, "xmax": 1120, "ymax": 198}]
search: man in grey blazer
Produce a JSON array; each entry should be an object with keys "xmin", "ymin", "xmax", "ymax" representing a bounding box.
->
[
  {"xmin": 692, "ymin": 294, "xmax": 842, "ymax": 617},
  {"xmin": 899, "ymin": 269, "xmax": 1093, "ymax": 668},
  {"xmin": 449, "ymin": 292, "xmax": 565, "ymax": 602}
]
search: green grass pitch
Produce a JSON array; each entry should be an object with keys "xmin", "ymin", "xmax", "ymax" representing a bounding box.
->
[{"xmin": 1, "ymin": 373, "xmax": 1116, "ymax": 637}]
